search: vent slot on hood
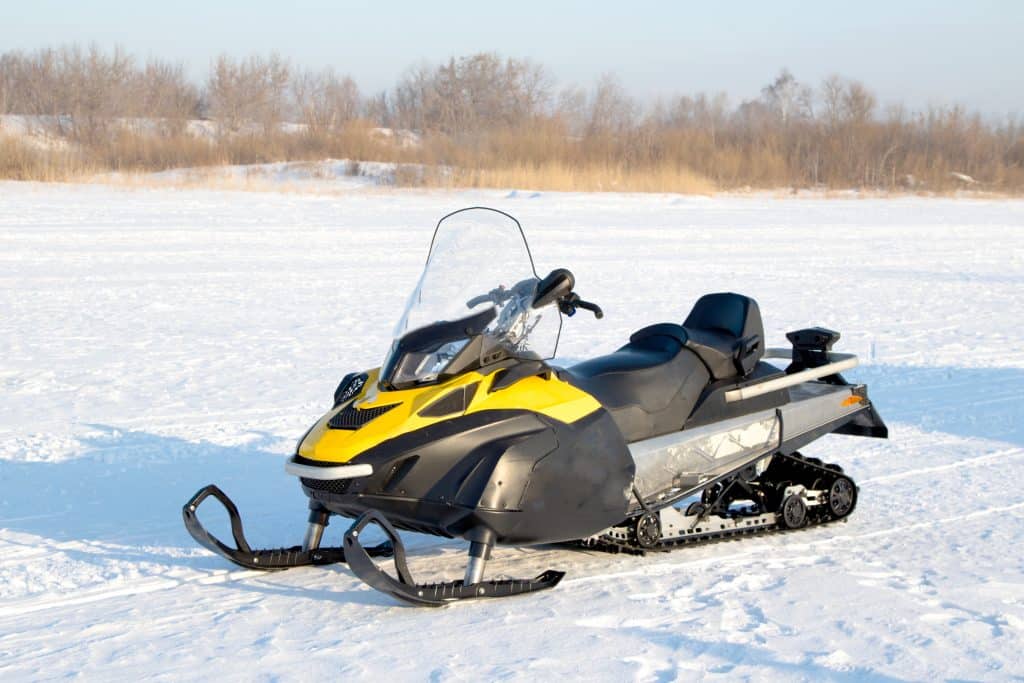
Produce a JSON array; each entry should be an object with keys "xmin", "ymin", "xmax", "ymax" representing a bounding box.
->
[
  {"xmin": 419, "ymin": 383, "xmax": 479, "ymax": 418},
  {"xmin": 328, "ymin": 403, "xmax": 398, "ymax": 430}
]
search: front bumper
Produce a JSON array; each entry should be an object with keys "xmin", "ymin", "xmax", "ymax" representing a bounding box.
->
[{"xmin": 284, "ymin": 458, "xmax": 373, "ymax": 480}]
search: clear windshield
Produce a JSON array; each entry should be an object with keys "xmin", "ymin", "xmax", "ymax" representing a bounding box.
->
[{"xmin": 383, "ymin": 207, "xmax": 561, "ymax": 387}]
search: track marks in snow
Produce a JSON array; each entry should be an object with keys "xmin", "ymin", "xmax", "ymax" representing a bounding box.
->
[{"xmin": 861, "ymin": 446, "xmax": 1024, "ymax": 484}]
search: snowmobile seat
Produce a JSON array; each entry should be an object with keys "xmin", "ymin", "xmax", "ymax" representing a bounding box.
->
[
  {"xmin": 681, "ymin": 293, "xmax": 764, "ymax": 380},
  {"xmin": 565, "ymin": 324, "xmax": 710, "ymax": 442}
]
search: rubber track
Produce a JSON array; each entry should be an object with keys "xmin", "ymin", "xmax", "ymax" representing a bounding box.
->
[{"xmin": 584, "ymin": 452, "xmax": 855, "ymax": 555}]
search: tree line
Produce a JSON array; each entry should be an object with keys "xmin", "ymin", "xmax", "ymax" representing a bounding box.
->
[{"xmin": 1, "ymin": 44, "xmax": 1021, "ymax": 191}]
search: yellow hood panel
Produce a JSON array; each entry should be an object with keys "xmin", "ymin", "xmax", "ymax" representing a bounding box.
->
[{"xmin": 298, "ymin": 366, "xmax": 600, "ymax": 464}]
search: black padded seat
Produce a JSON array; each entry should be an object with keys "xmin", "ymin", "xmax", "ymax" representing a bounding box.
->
[
  {"xmin": 565, "ymin": 324, "xmax": 710, "ymax": 443},
  {"xmin": 682, "ymin": 293, "xmax": 765, "ymax": 380},
  {"xmin": 563, "ymin": 293, "xmax": 765, "ymax": 442}
]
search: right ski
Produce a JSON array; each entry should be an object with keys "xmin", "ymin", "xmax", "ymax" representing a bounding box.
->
[{"xmin": 344, "ymin": 509, "xmax": 565, "ymax": 607}]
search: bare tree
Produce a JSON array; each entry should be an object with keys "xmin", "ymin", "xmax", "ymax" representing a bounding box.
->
[
  {"xmin": 206, "ymin": 53, "xmax": 291, "ymax": 133},
  {"xmin": 362, "ymin": 91, "xmax": 391, "ymax": 126},
  {"xmin": 391, "ymin": 53, "xmax": 551, "ymax": 135},
  {"xmin": 1, "ymin": 45, "xmax": 1022, "ymax": 192},
  {"xmin": 292, "ymin": 66, "xmax": 360, "ymax": 132},
  {"xmin": 841, "ymin": 80, "xmax": 876, "ymax": 124},
  {"xmin": 761, "ymin": 69, "xmax": 813, "ymax": 123},
  {"xmin": 585, "ymin": 73, "xmax": 637, "ymax": 136},
  {"xmin": 134, "ymin": 59, "xmax": 198, "ymax": 119},
  {"xmin": 820, "ymin": 74, "xmax": 844, "ymax": 128}
]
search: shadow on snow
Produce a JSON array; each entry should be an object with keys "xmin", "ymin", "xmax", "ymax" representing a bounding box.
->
[{"xmin": 0, "ymin": 363, "xmax": 1020, "ymax": 578}]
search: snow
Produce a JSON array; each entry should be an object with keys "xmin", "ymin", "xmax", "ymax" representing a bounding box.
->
[
  {"xmin": 111, "ymin": 159, "xmax": 403, "ymax": 190},
  {"xmin": 1, "ymin": 115, "xmax": 422, "ymax": 152},
  {"xmin": 1, "ymin": 181, "xmax": 1023, "ymax": 680},
  {"xmin": 95, "ymin": 159, "xmax": 441, "ymax": 192}
]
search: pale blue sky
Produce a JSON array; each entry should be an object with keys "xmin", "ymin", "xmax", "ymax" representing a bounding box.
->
[{"xmin": 4, "ymin": 0, "xmax": 1021, "ymax": 114}]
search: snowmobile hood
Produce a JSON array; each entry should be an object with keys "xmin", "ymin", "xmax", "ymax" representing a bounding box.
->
[{"xmin": 296, "ymin": 365, "xmax": 601, "ymax": 464}]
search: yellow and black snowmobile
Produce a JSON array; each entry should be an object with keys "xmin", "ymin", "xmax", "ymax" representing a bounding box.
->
[{"xmin": 183, "ymin": 207, "xmax": 887, "ymax": 606}]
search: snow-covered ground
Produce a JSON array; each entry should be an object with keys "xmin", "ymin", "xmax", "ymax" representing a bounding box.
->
[
  {"xmin": 105, "ymin": 158, "xmax": 422, "ymax": 191},
  {"xmin": 1, "ymin": 182, "xmax": 1023, "ymax": 681}
]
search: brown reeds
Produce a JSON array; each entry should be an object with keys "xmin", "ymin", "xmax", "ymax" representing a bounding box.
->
[{"xmin": 0, "ymin": 47, "xmax": 1020, "ymax": 194}]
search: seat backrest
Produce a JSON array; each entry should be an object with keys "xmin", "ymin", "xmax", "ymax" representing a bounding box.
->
[{"xmin": 683, "ymin": 292, "xmax": 763, "ymax": 341}]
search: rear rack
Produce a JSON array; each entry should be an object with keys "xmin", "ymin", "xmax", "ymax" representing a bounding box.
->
[{"xmin": 724, "ymin": 325, "xmax": 860, "ymax": 404}]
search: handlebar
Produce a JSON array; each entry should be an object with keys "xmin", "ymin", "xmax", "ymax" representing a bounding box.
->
[
  {"xmin": 466, "ymin": 293, "xmax": 494, "ymax": 308},
  {"xmin": 467, "ymin": 278, "xmax": 537, "ymax": 310},
  {"xmin": 468, "ymin": 280, "xmax": 603, "ymax": 320}
]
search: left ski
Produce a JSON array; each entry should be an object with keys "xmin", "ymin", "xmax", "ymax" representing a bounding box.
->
[{"xmin": 182, "ymin": 485, "xmax": 392, "ymax": 570}]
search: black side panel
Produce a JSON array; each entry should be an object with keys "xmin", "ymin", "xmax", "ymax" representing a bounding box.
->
[
  {"xmin": 516, "ymin": 410, "xmax": 635, "ymax": 543},
  {"xmin": 685, "ymin": 361, "xmax": 790, "ymax": 428},
  {"xmin": 303, "ymin": 408, "xmax": 634, "ymax": 545}
]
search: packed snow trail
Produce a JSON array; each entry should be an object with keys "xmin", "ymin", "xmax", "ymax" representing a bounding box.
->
[{"xmin": 1, "ymin": 182, "xmax": 1023, "ymax": 680}]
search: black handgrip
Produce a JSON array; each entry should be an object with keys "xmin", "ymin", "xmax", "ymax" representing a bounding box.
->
[
  {"xmin": 576, "ymin": 299, "xmax": 604, "ymax": 319},
  {"xmin": 557, "ymin": 292, "xmax": 603, "ymax": 319}
]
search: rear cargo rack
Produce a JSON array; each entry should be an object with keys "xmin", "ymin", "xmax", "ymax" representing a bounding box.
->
[{"xmin": 724, "ymin": 348, "xmax": 858, "ymax": 403}]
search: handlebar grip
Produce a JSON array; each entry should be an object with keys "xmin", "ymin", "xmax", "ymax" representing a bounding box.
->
[{"xmin": 576, "ymin": 300, "xmax": 604, "ymax": 319}]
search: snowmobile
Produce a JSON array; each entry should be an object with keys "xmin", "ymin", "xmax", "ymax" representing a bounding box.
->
[{"xmin": 183, "ymin": 206, "xmax": 887, "ymax": 606}]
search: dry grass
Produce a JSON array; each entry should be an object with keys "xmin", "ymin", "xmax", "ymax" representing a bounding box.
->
[
  {"xmin": 417, "ymin": 161, "xmax": 715, "ymax": 194},
  {"xmin": 3, "ymin": 45, "xmax": 1022, "ymax": 193},
  {"xmin": 0, "ymin": 121, "xmax": 408, "ymax": 184},
  {"xmin": 1, "ymin": 120, "xmax": 1019, "ymax": 196},
  {"xmin": 0, "ymin": 136, "xmax": 95, "ymax": 181},
  {"xmin": 6, "ymin": 122, "xmax": 717, "ymax": 195}
]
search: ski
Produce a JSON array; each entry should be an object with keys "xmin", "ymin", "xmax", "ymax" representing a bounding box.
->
[
  {"xmin": 344, "ymin": 510, "xmax": 565, "ymax": 607},
  {"xmin": 182, "ymin": 485, "xmax": 393, "ymax": 570}
]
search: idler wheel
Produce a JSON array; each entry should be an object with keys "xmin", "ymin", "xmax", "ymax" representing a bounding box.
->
[
  {"xmin": 634, "ymin": 513, "xmax": 661, "ymax": 549},
  {"xmin": 779, "ymin": 494, "xmax": 808, "ymax": 529},
  {"xmin": 827, "ymin": 476, "xmax": 857, "ymax": 518}
]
